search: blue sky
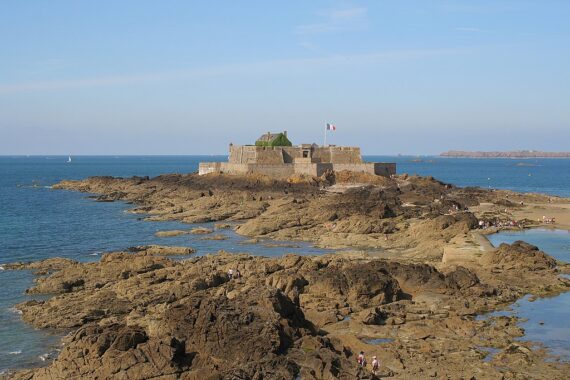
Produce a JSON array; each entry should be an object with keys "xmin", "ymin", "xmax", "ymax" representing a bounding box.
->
[{"xmin": 1, "ymin": 0, "xmax": 569, "ymax": 155}]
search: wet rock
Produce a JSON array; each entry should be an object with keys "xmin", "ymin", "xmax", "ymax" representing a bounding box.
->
[
  {"xmin": 129, "ymin": 245, "xmax": 196, "ymax": 255},
  {"xmin": 445, "ymin": 266, "xmax": 480, "ymax": 290},
  {"xmin": 3, "ymin": 257, "xmax": 78, "ymax": 274},
  {"xmin": 486, "ymin": 241, "xmax": 557, "ymax": 271},
  {"xmin": 199, "ymin": 234, "xmax": 228, "ymax": 241},
  {"xmin": 155, "ymin": 229, "xmax": 191, "ymax": 237},
  {"xmin": 189, "ymin": 227, "xmax": 213, "ymax": 234},
  {"xmin": 12, "ymin": 252, "xmax": 388, "ymax": 379}
]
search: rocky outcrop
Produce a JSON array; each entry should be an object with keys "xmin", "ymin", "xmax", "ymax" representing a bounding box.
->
[
  {"xmin": 6, "ymin": 248, "xmax": 496, "ymax": 379},
  {"xmin": 189, "ymin": 227, "xmax": 213, "ymax": 234},
  {"xmin": 485, "ymin": 241, "xmax": 557, "ymax": 271},
  {"xmin": 21, "ymin": 289, "xmax": 366, "ymax": 380},
  {"xmin": 10, "ymin": 249, "xmax": 568, "ymax": 379},
  {"xmin": 128, "ymin": 245, "xmax": 196, "ymax": 256},
  {"xmin": 52, "ymin": 173, "xmax": 489, "ymax": 254},
  {"xmin": 3, "ymin": 257, "xmax": 77, "ymax": 275},
  {"xmin": 155, "ymin": 229, "xmax": 192, "ymax": 237},
  {"xmin": 7, "ymin": 172, "xmax": 564, "ymax": 379}
]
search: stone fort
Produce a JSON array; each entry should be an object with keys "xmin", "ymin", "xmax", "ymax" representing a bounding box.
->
[{"xmin": 199, "ymin": 131, "xmax": 396, "ymax": 178}]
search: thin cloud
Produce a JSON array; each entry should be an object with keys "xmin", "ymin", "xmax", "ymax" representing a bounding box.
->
[
  {"xmin": 0, "ymin": 47, "xmax": 477, "ymax": 95},
  {"xmin": 455, "ymin": 27, "xmax": 481, "ymax": 32},
  {"xmin": 442, "ymin": 1, "xmax": 528, "ymax": 13},
  {"xmin": 295, "ymin": 6, "xmax": 368, "ymax": 34}
]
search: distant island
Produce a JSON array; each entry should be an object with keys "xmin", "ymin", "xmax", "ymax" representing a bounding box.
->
[{"xmin": 441, "ymin": 150, "xmax": 570, "ymax": 158}]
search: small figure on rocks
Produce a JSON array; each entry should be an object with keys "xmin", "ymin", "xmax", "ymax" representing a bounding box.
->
[
  {"xmin": 371, "ymin": 356, "xmax": 379, "ymax": 375},
  {"xmin": 357, "ymin": 351, "xmax": 366, "ymax": 367},
  {"xmin": 235, "ymin": 269, "xmax": 241, "ymax": 279},
  {"xmin": 227, "ymin": 268, "xmax": 234, "ymax": 280}
]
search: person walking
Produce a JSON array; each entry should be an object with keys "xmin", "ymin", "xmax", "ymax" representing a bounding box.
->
[
  {"xmin": 371, "ymin": 356, "xmax": 379, "ymax": 375},
  {"xmin": 357, "ymin": 351, "xmax": 366, "ymax": 368}
]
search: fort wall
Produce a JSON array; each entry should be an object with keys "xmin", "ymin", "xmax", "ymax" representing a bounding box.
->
[
  {"xmin": 229, "ymin": 145, "xmax": 258, "ymax": 164},
  {"xmin": 199, "ymin": 162, "xmax": 295, "ymax": 177},
  {"xmin": 333, "ymin": 163, "xmax": 397, "ymax": 176},
  {"xmin": 228, "ymin": 145, "xmax": 363, "ymax": 165},
  {"xmin": 199, "ymin": 161, "xmax": 396, "ymax": 178},
  {"xmin": 201, "ymin": 143, "xmax": 395, "ymax": 178}
]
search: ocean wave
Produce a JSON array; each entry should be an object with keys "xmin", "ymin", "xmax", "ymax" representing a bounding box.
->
[
  {"xmin": 8, "ymin": 350, "xmax": 22, "ymax": 355},
  {"xmin": 88, "ymin": 252, "xmax": 101, "ymax": 256},
  {"xmin": 0, "ymin": 265, "xmax": 4, "ymax": 270},
  {"xmin": 8, "ymin": 307, "xmax": 22, "ymax": 315},
  {"xmin": 39, "ymin": 350, "xmax": 58, "ymax": 362}
]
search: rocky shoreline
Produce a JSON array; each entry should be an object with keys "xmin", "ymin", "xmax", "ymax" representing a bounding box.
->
[
  {"xmin": 4, "ymin": 171, "xmax": 570, "ymax": 379},
  {"xmin": 440, "ymin": 150, "xmax": 570, "ymax": 158}
]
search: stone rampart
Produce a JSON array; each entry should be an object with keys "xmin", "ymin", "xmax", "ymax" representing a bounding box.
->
[
  {"xmin": 199, "ymin": 162, "xmax": 395, "ymax": 178},
  {"xmin": 229, "ymin": 145, "xmax": 258, "ymax": 164},
  {"xmin": 202, "ymin": 143, "xmax": 395, "ymax": 178},
  {"xmin": 333, "ymin": 163, "xmax": 396, "ymax": 176},
  {"xmin": 329, "ymin": 147, "xmax": 362, "ymax": 164},
  {"xmin": 228, "ymin": 145, "xmax": 363, "ymax": 165}
]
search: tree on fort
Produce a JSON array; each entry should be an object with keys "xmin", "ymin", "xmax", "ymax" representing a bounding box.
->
[{"xmin": 255, "ymin": 131, "xmax": 292, "ymax": 147}]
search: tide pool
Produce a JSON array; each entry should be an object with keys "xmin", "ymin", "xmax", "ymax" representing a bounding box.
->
[
  {"xmin": 487, "ymin": 229, "xmax": 570, "ymax": 262},
  {"xmin": 487, "ymin": 229, "xmax": 570, "ymax": 361}
]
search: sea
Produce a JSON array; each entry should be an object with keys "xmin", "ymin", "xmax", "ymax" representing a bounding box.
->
[{"xmin": 1, "ymin": 155, "xmax": 569, "ymax": 372}]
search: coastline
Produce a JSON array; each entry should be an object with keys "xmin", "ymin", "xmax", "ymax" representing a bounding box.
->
[
  {"xmin": 440, "ymin": 151, "xmax": 570, "ymax": 159},
  {"xmin": 3, "ymin": 172, "xmax": 570, "ymax": 379}
]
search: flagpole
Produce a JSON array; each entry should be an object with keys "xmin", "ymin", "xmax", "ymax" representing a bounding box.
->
[{"xmin": 324, "ymin": 124, "xmax": 327, "ymax": 147}]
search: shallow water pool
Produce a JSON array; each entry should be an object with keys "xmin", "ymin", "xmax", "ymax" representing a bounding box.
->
[
  {"xmin": 486, "ymin": 229, "xmax": 570, "ymax": 361},
  {"xmin": 487, "ymin": 228, "xmax": 570, "ymax": 262}
]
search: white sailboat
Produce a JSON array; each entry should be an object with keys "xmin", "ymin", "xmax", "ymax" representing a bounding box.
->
[{"xmin": 67, "ymin": 155, "xmax": 72, "ymax": 163}]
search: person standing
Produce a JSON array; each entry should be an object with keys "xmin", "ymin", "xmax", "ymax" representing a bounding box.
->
[
  {"xmin": 371, "ymin": 356, "xmax": 379, "ymax": 375},
  {"xmin": 357, "ymin": 351, "xmax": 366, "ymax": 367}
]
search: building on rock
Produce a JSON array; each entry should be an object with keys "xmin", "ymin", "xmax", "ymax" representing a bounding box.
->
[{"xmin": 199, "ymin": 131, "xmax": 396, "ymax": 178}]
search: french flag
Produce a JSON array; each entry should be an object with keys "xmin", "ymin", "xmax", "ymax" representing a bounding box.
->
[{"xmin": 326, "ymin": 123, "xmax": 336, "ymax": 131}]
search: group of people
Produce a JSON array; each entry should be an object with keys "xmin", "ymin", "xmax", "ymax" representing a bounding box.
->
[
  {"xmin": 541, "ymin": 215, "xmax": 556, "ymax": 224},
  {"xmin": 478, "ymin": 218, "xmax": 523, "ymax": 229},
  {"xmin": 357, "ymin": 351, "xmax": 379, "ymax": 375}
]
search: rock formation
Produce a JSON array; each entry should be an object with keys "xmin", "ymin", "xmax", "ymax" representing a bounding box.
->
[{"xmin": 3, "ymin": 172, "xmax": 570, "ymax": 379}]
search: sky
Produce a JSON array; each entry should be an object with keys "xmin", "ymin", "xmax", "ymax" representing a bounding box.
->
[{"xmin": 1, "ymin": 0, "xmax": 569, "ymax": 155}]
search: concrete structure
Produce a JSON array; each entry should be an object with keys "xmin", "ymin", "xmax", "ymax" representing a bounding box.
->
[{"xmin": 199, "ymin": 135, "xmax": 396, "ymax": 178}]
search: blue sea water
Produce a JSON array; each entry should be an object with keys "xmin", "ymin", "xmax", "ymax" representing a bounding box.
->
[
  {"xmin": 487, "ymin": 229, "xmax": 570, "ymax": 262},
  {"xmin": 0, "ymin": 155, "xmax": 569, "ymax": 372},
  {"xmin": 487, "ymin": 229, "xmax": 570, "ymax": 361},
  {"xmin": 368, "ymin": 156, "xmax": 570, "ymax": 197}
]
